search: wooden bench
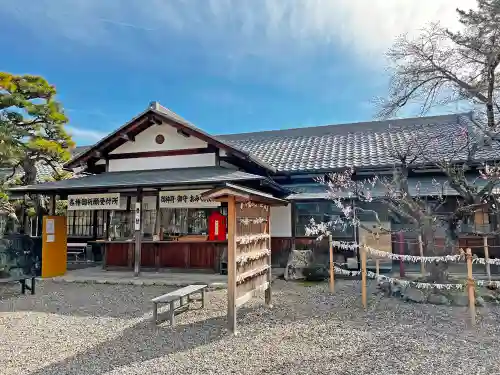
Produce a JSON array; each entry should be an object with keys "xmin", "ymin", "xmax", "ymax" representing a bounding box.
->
[
  {"xmin": 67, "ymin": 243, "xmax": 88, "ymax": 262},
  {"xmin": 0, "ymin": 275, "xmax": 36, "ymax": 295},
  {"xmin": 152, "ymin": 284, "xmax": 207, "ymax": 326}
]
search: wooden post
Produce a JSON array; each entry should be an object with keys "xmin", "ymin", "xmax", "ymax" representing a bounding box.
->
[
  {"xmin": 134, "ymin": 189, "xmax": 143, "ymax": 277},
  {"xmin": 265, "ymin": 206, "xmax": 272, "ymax": 307},
  {"xmin": 361, "ymin": 244, "xmax": 367, "ymax": 310},
  {"xmin": 466, "ymin": 248, "xmax": 476, "ymax": 326},
  {"xmin": 227, "ymin": 196, "xmax": 237, "ymax": 334},
  {"xmin": 483, "ymin": 236, "xmax": 491, "ymax": 282},
  {"xmin": 375, "ymin": 235, "xmax": 380, "ymax": 277},
  {"xmin": 418, "ymin": 234, "xmax": 425, "ymax": 277},
  {"xmin": 329, "ymin": 234, "xmax": 334, "ymax": 293}
]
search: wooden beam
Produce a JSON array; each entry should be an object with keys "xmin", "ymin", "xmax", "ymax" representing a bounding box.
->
[
  {"xmin": 106, "ymin": 148, "xmax": 213, "ymax": 160},
  {"xmin": 120, "ymin": 134, "xmax": 135, "ymax": 142}
]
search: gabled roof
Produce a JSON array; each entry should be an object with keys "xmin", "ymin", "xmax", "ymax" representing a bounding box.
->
[
  {"xmin": 218, "ymin": 112, "xmax": 498, "ymax": 173},
  {"xmin": 65, "ymin": 102, "xmax": 276, "ymax": 173}
]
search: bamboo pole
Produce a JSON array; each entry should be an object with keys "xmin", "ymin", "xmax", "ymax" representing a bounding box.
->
[
  {"xmin": 466, "ymin": 248, "xmax": 476, "ymax": 326},
  {"xmin": 361, "ymin": 243, "xmax": 367, "ymax": 310},
  {"xmin": 483, "ymin": 236, "xmax": 491, "ymax": 282},
  {"xmin": 418, "ymin": 234, "xmax": 425, "ymax": 277},
  {"xmin": 329, "ymin": 234, "xmax": 334, "ymax": 293}
]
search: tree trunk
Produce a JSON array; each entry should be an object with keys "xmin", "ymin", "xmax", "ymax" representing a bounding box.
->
[{"xmin": 421, "ymin": 222, "xmax": 455, "ymax": 283}]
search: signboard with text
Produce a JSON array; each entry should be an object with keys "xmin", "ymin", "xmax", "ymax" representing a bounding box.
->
[
  {"xmin": 159, "ymin": 190, "xmax": 220, "ymax": 208},
  {"xmin": 68, "ymin": 193, "xmax": 121, "ymax": 211}
]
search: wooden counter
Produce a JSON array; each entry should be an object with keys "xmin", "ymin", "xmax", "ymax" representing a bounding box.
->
[{"xmin": 94, "ymin": 240, "xmax": 227, "ymax": 271}]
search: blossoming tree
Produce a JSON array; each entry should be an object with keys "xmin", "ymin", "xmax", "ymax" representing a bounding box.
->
[{"xmin": 306, "ymin": 0, "xmax": 500, "ymax": 283}]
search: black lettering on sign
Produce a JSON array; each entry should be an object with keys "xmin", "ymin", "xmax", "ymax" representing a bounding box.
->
[
  {"xmin": 69, "ymin": 199, "xmax": 75, "ymax": 207},
  {"xmin": 112, "ymin": 197, "xmax": 118, "ymax": 205}
]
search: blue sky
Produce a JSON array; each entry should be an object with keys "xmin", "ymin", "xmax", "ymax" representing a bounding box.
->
[{"xmin": 0, "ymin": 0, "xmax": 474, "ymax": 146}]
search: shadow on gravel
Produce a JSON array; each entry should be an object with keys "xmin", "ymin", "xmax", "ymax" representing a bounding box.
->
[{"xmin": 25, "ymin": 306, "xmax": 261, "ymax": 375}]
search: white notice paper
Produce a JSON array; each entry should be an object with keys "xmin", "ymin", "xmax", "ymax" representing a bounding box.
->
[
  {"xmin": 47, "ymin": 234, "xmax": 55, "ymax": 243},
  {"xmin": 46, "ymin": 219, "xmax": 55, "ymax": 234}
]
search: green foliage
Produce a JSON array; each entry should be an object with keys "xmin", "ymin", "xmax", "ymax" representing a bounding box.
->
[
  {"xmin": 0, "ymin": 72, "xmax": 75, "ymax": 186},
  {"xmin": 0, "ymin": 72, "xmax": 75, "ymax": 216}
]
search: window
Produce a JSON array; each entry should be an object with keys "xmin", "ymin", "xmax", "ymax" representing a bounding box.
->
[
  {"xmin": 66, "ymin": 210, "xmax": 106, "ymax": 237},
  {"xmin": 294, "ymin": 202, "xmax": 353, "ymax": 237},
  {"xmin": 461, "ymin": 208, "xmax": 491, "ymax": 234},
  {"xmin": 109, "ymin": 211, "xmax": 133, "ymax": 239},
  {"xmin": 155, "ymin": 134, "xmax": 165, "ymax": 144},
  {"xmin": 160, "ymin": 208, "xmax": 219, "ymax": 236}
]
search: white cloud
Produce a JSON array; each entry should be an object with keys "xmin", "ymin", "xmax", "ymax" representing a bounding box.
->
[
  {"xmin": 66, "ymin": 126, "xmax": 107, "ymax": 143},
  {"xmin": 3, "ymin": 0, "xmax": 475, "ymax": 59}
]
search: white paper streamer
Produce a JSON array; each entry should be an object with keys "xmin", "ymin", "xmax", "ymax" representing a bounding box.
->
[
  {"xmin": 236, "ymin": 249, "xmax": 271, "ymax": 266},
  {"xmin": 333, "ymin": 266, "xmax": 465, "ymax": 290},
  {"xmin": 365, "ymin": 247, "xmax": 463, "ymax": 263},
  {"xmin": 332, "ymin": 240, "xmax": 500, "ymax": 265},
  {"xmin": 476, "ymin": 280, "xmax": 500, "ymax": 288},
  {"xmin": 238, "ymin": 217, "xmax": 267, "ymax": 225},
  {"xmin": 236, "ymin": 233, "xmax": 270, "ymax": 244},
  {"xmin": 240, "ymin": 202, "xmax": 269, "ymax": 211},
  {"xmin": 472, "ymin": 257, "xmax": 500, "ymax": 266}
]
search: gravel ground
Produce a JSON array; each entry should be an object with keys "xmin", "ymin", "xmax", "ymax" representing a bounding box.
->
[{"xmin": 1, "ymin": 279, "xmax": 500, "ymax": 375}]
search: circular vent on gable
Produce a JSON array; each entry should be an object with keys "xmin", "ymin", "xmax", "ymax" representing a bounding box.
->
[{"xmin": 155, "ymin": 134, "xmax": 165, "ymax": 144}]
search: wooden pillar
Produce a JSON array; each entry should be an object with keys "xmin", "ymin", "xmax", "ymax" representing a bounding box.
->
[
  {"xmin": 227, "ymin": 196, "xmax": 237, "ymax": 334},
  {"xmin": 290, "ymin": 201, "xmax": 296, "ymax": 250},
  {"xmin": 265, "ymin": 205, "xmax": 272, "ymax": 307},
  {"xmin": 483, "ymin": 236, "xmax": 491, "ymax": 282},
  {"xmin": 418, "ymin": 234, "xmax": 425, "ymax": 276},
  {"xmin": 398, "ymin": 231, "xmax": 405, "ymax": 277},
  {"xmin": 134, "ymin": 189, "xmax": 143, "ymax": 277}
]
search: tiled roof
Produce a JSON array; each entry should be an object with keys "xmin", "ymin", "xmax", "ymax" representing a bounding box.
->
[
  {"xmin": 9, "ymin": 166, "xmax": 265, "ymax": 193},
  {"xmin": 218, "ymin": 113, "xmax": 499, "ymax": 173}
]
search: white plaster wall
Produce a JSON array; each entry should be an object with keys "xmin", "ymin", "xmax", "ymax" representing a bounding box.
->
[
  {"xmin": 111, "ymin": 123, "xmax": 207, "ymax": 154},
  {"xmin": 270, "ymin": 205, "xmax": 292, "ymax": 237},
  {"xmin": 108, "ymin": 153, "xmax": 216, "ymax": 172}
]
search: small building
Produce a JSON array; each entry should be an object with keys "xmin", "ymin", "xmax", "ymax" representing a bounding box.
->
[{"xmin": 9, "ymin": 102, "xmax": 499, "ymax": 273}]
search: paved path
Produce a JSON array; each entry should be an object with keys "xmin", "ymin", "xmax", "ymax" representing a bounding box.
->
[{"xmin": 48, "ymin": 266, "xmax": 228, "ymax": 288}]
